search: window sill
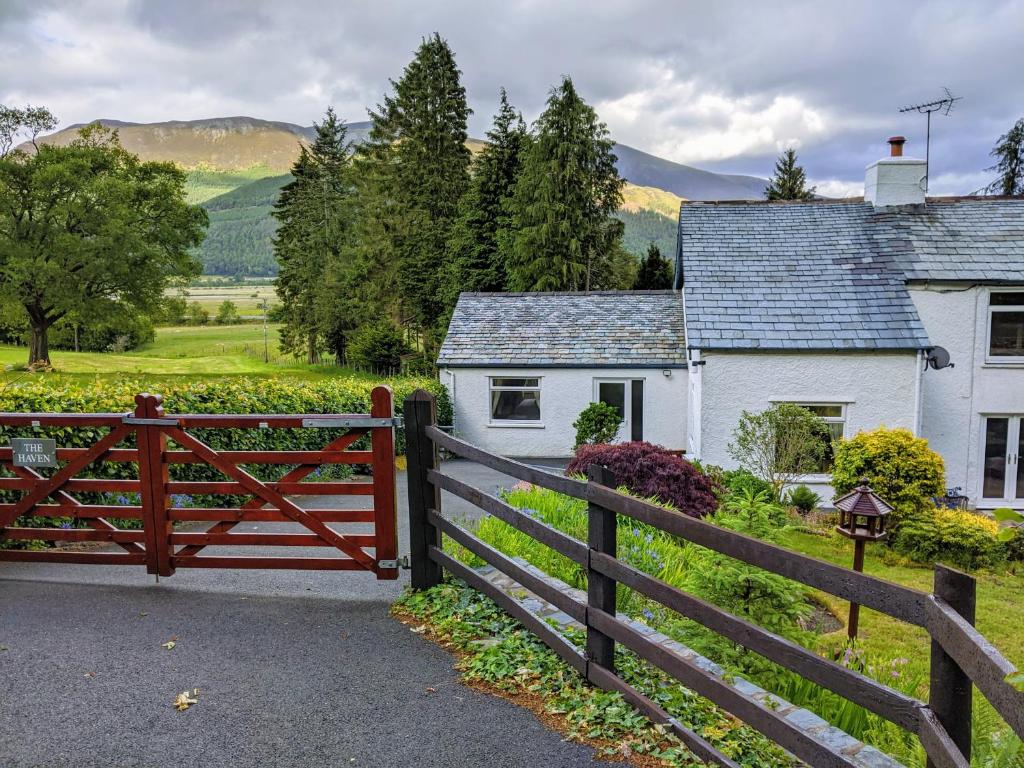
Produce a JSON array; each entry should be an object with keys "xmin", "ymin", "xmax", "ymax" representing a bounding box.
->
[
  {"xmin": 982, "ymin": 360, "xmax": 1024, "ymax": 368},
  {"xmin": 487, "ymin": 421, "xmax": 546, "ymax": 429}
]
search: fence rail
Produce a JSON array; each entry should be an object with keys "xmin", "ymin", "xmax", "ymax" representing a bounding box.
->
[{"xmin": 403, "ymin": 390, "xmax": 1024, "ymax": 768}]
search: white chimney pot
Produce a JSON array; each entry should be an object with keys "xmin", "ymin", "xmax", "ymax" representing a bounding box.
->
[{"xmin": 865, "ymin": 157, "xmax": 927, "ymax": 207}]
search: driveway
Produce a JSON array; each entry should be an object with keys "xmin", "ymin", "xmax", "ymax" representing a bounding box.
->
[{"xmin": 0, "ymin": 460, "xmax": 598, "ymax": 768}]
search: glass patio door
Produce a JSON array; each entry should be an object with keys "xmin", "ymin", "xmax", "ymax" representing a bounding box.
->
[
  {"xmin": 594, "ymin": 379, "xmax": 644, "ymax": 442},
  {"xmin": 982, "ymin": 416, "xmax": 1023, "ymax": 502}
]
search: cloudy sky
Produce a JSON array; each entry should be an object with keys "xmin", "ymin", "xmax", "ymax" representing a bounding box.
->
[{"xmin": 2, "ymin": 0, "xmax": 1022, "ymax": 195}]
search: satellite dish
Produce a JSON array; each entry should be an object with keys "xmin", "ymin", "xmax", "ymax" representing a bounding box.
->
[{"xmin": 926, "ymin": 346, "xmax": 954, "ymax": 370}]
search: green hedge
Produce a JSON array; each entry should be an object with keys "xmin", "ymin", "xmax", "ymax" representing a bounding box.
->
[{"xmin": 0, "ymin": 376, "xmax": 451, "ymax": 542}]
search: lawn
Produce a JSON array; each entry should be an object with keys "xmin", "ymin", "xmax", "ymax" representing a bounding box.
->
[{"xmin": 0, "ymin": 323, "xmax": 333, "ymax": 378}]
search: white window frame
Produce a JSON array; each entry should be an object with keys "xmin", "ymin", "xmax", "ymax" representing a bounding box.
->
[
  {"xmin": 986, "ymin": 288, "xmax": 1024, "ymax": 364},
  {"xmin": 592, "ymin": 378, "xmax": 630, "ymax": 441},
  {"xmin": 487, "ymin": 376, "xmax": 543, "ymax": 427},
  {"xmin": 772, "ymin": 401, "xmax": 848, "ymax": 478}
]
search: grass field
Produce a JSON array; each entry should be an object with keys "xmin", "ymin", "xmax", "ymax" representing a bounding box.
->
[
  {"xmin": 0, "ymin": 323, "xmax": 321, "ymax": 377},
  {"xmin": 174, "ymin": 283, "xmax": 278, "ymax": 316}
]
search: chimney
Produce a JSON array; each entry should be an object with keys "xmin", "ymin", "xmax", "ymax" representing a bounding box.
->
[{"xmin": 865, "ymin": 136, "xmax": 926, "ymax": 207}]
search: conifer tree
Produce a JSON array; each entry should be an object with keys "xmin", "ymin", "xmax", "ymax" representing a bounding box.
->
[
  {"xmin": 273, "ymin": 108, "xmax": 352, "ymax": 364},
  {"xmin": 443, "ymin": 89, "xmax": 529, "ymax": 305},
  {"xmin": 353, "ymin": 34, "xmax": 471, "ymax": 352},
  {"xmin": 633, "ymin": 243, "xmax": 673, "ymax": 289},
  {"xmin": 984, "ymin": 117, "xmax": 1024, "ymax": 195},
  {"xmin": 504, "ymin": 77, "xmax": 625, "ymax": 292},
  {"xmin": 764, "ymin": 147, "xmax": 816, "ymax": 201}
]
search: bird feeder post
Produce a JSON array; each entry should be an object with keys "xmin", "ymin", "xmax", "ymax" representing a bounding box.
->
[{"xmin": 833, "ymin": 478, "xmax": 893, "ymax": 642}]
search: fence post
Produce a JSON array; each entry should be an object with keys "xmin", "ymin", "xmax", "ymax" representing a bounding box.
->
[
  {"xmin": 927, "ymin": 564, "xmax": 976, "ymax": 767},
  {"xmin": 403, "ymin": 389, "xmax": 442, "ymax": 590},
  {"xmin": 370, "ymin": 386, "xmax": 398, "ymax": 580},
  {"xmin": 586, "ymin": 464, "xmax": 617, "ymax": 674},
  {"xmin": 135, "ymin": 394, "xmax": 174, "ymax": 577}
]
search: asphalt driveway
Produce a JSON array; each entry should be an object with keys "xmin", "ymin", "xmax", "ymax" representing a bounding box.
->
[{"xmin": 0, "ymin": 460, "xmax": 597, "ymax": 768}]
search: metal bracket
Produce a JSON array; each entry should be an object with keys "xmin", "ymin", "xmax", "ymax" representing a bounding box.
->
[
  {"xmin": 122, "ymin": 417, "xmax": 179, "ymax": 426},
  {"xmin": 301, "ymin": 417, "xmax": 399, "ymax": 429},
  {"xmin": 378, "ymin": 555, "xmax": 410, "ymax": 570}
]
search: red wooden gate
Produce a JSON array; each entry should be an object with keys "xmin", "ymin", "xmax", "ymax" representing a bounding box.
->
[{"xmin": 0, "ymin": 386, "xmax": 399, "ymax": 579}]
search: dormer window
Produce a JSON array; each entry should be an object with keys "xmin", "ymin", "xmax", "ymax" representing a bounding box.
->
[{"xmin": 988, "ymin": 292, "xmax": 1024, "ymax": 361}]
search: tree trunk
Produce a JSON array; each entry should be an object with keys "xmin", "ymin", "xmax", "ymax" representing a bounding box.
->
[
  {"xmin": 28, "ymin": 321, "xmax": 51, "ymax": 367},
  {"xmin": 307, "ymin": 332, "xmax": 320, "ymax": 366}
]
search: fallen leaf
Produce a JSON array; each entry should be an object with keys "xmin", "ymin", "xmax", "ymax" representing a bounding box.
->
[
  {"xmin": 84, "ymin": 672, "xmax": 96, "ymax": 678},
  {"xmin": 173, "ymin": 689, "xmax": 199, "ymax": 712},
  {"xmin": 410, "ymin": 625, "xmax": 427, "ymax": 634},
  {"xmin": 0, "ymin": 644, "xmax": 8, "ymax": 652},
  {"xmin": 162, "ymin": 640, "xmax": 176, "ymax": 650},
  {"xmin": 139, "ymin": 612, "xmax": 148, "ymax": 617},
  {"xmin": 425, "ymin": 687, "xmax": 436, "ymax": 694}
]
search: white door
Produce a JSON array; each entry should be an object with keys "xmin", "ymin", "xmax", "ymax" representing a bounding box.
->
[
  {"xmin": 981, "ymin": 416, "xmax": 1023, "ymax": 504},
  {"xmin": 594, "ymin": 379, "xmax": 644, "ymax": 442}
]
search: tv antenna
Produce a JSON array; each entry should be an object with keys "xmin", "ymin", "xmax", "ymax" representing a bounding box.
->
[{"xmin": 898, "ymin": 88, "xmax": 961, "ymax": 191}]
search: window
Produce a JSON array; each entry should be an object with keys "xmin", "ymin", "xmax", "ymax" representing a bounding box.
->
[
  {"xmin": 989, "ymin": 292, "xmax": 1024, "ymax": 360},
  {"xmin": 489, "ymin": 377, "xmax": 541, "ymax": 422},
  {"xmin": 787, "ymin": 403, "xmax": 846, "ymax": 474},
  {"xmin": 593, "ymin": 379, "xmax": 645, "ymax": 441}
]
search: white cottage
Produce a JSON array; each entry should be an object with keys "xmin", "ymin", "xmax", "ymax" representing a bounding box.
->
[
  {"xmin": 437, "ymin": 139, "xmax": 1024, "ymax": 509},
  {"xmin": 436, "ymin": 291, "xmax": 688, "ymax": 456}
]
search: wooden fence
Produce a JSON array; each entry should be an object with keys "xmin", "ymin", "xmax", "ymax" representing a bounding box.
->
[{"xmin": 403, "ymin": 390, "xmax": 1024, "ymax": 768}]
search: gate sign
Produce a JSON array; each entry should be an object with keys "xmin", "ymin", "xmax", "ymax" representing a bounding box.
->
[{"xmin": 9, "ymin": 438, "xmax": 57, "ymax": 468}]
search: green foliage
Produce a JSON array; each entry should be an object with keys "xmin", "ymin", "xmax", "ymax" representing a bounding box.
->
[
  {"xmin": 214, "ymin": 300, "xmax": 240, "ymax": 325},
  {"xmin": 503, "ymin": 77, "xmax": 626, "ymax": 292},
  {"xmin": 614, "ymin": 208, "xmax": 678, "ymax": 262},
  {"xmin": 442, "ymin": 89, "xmax": 529, "ymax": 308},
  {"xmin": 155, "ymin": 295, "xmax": 188, "ymax": 326},
  {"xmin": 765, "ymin": 147, "xmax": 815, "ymax": 201},
  {"xmin": 831, "ymin": 427, "xmax": 945, "ymax": 514},
  {"xmin": 186, "ymin": 303, "xmax": 210, "ymax": 326},
  {"xmin": 346, "ymin": 322, "xmax": 410, "ymax": 375},
  {"xmin": 728, "ymin": 403, "xmax": 831, "ymax": 499},
  {"xmin": 891, "ymin": 505, "xmax": 1005, "ymax": 571},
  {"xmin": 395, "ymin": 581, "xmax": 794, "ymax": 766},
  {"xmin": 273, "ymin": 108, "xmax": 354, "ymax": 365},
  {"xmin": 0, "ymin": 121, "xmax": 206, "ymax": 366},
  {"xmin": 49, "ymin": 309, "xmax": 155, "ymax": 353},
  {"xmin": 571, "ymin": 401, "xmax": 621, "ymax": 449},
  {"xmin": 985, "ymin": 117, "xmax": 1024, "ymax": 196},
  {"xmin": 785, "ymin": 485, "xmax": 821, "ymax": 515},
  {"xmin": 632, "ymin": 243, "xmax": 673, "ymax": 290}
]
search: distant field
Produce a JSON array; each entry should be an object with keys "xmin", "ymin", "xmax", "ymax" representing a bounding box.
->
[
  {"xmin": 173, "ymin": 284, "xmax": 279, "ymax": 316},
  {"xmin": 0, "ymin": 324, "xmax": 320, "ymax": 377}
]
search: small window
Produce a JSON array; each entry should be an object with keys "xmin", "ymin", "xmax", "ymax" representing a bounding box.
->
[
  {"xmin": 490, "ymin": 377, "xmax": 541, "ymax": 421},
  {"xmin": 786, "ymin": 403, "xmax": 846, "ymax": 473},
  {"xmin": 989, "ymin": 292, "xmax": 1024, "ymax": 359}
]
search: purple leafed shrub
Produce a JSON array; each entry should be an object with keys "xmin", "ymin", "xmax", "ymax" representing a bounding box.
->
[{"xmin": 566, "ymin": 441, "xmax": 720, "ymax": 518}]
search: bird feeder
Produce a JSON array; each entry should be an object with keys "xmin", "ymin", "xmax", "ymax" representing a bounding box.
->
[
  {"xmin": 834, "ymin": 479, "xmax": 893, "ymax": 542},
  {"xmin": 832, "ymin": 479, "xmax": 893, "ymax": 640}
]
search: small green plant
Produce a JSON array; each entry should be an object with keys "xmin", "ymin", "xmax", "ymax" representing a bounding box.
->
[
  {"xmin": 785, "ymin": 485, "xmax": 821, "ymax": 515},
  {"xmin": 571, "ymin": 401, "xmax": 621, "ymax": 449},
  {"xmin": 891, "ymin": 505, "xmax": 1004, "ymax": 571}
]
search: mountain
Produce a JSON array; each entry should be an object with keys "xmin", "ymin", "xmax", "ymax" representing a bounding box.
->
[{"xmin": 34, "ymin": 116, "xmax": 765, "ymax": 275}]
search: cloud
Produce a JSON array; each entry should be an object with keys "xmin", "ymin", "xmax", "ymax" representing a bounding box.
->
[{"xmin": 1, "ymin": 0, "xmax": 1022, "ymax": 193}]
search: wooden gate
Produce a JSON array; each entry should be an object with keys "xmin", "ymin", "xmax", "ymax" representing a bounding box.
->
[{"xmin": 0, "ymin": 386, "xmax": 398, "ymax": 579}]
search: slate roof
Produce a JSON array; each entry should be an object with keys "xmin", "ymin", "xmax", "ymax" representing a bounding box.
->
[
  {"xmin": 676, "ymin": 196, "xmax": 1024, "ymax": 351},
  {"xmin": 437, "ymin": 291, "xmax": 687, "ymax": 368}
]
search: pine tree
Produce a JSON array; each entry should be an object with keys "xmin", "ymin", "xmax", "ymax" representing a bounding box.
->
[
  {"xmin": 273, "ymin": 108, "xmax": 353, "ymax": 364},
  {"xmin": 765, "ymin": 148, "xmax": 816, "ymax": 201},
  {"xmin": 353, "ymin": 34, "xmax": 471, "ymax": 353},
  {"xmin": 984, "ymin": 118, "xmax": 1024, "ymax": 195},
  {"xmin": 504, "ymin": 77, "xmax": 625, "ymax": 292},
  {"xmin": 633, "ymin": 243, "xmax": 673, "ymax": 289},
  {"xmin": 442, "ymin": 89, "xmax": 529, "ymax": 307}
]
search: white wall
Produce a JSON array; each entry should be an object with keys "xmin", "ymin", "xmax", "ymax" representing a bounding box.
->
[
  {"xmin": 439, "ymin": 366, "xmax": 688, "ymax": 458},
  {"xmin": 910, "ymin": 284, "xmax": 1024, "ymax": 508},
  {"xmin": 696, "ymin": 351, "xmax": 921, "ymax": 504}
]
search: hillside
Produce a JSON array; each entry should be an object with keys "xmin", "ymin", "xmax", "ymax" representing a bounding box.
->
[{"xmin": 36, "ymin": 116, "xmax": 765, "ymax": 275}]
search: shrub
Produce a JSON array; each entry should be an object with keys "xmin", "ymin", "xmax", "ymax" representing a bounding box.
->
[
  {"xmin": 728, "ymin": 403, "xmax": 831, "ymax": 499},
  {"xmin": 214, "ymin": 300, "xmax": 240, "ymax": 325},
  {"xmin": 891, "ymin": 505, "xmax": 1004, "ymax": 571},
  {"xmin": 49, "ymin": 311, "xmax": 155, "ymax": 352},
  {"xmin": 187, "ymin": 303, "xmax": 210, "ymax": 326},
  {"xmin": 572, "ymin": 402, "xmax": 621, "ymax": 449},
  {"xmin": 786, "ymin": 485, "xmax": 821, "ymax": 515},
  {"xmin": 566, "ymin": 441, "xmax": 719, "ymax": 518},
  {"xmin": 348, "ymin": 323, "xmax": 409, "ymax": 375},
  {"xmin": 832, "ymin": 427, "xmax": 945, "ymax": 513}
]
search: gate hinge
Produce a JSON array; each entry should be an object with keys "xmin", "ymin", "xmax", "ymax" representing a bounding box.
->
[{"xmin": 378, "ymin": 555, "xmax": 410, "ymax": 570}]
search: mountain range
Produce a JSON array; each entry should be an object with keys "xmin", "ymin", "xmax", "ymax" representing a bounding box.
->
[{"xmin": 37, "ymin": 117, "xmax": 767, "ymax": 276}]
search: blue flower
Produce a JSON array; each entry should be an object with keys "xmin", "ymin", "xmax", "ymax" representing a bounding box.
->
[
  {"xmin": 60, "ymin": 520, "xmax": 72, "ymax": 529},
  {"xmin": 642, "ymin": 608, "xmax": 654, "ymax": 621}
]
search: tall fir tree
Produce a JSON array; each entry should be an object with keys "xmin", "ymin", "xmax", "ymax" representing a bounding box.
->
[
  {"xmin": 764, "ymin": 148, "xmax": 816, "ymax": 201},
  {"xmin": 442, "ymin": 89, "xmax": 529, "ymax": 309},
  {"xmin": 984, "ymin": 117, "xmax": 1024, "ymax": 195},
  {"xmin": 353, "ymin": 34, "xmax": 471, "ymax": 354},
  {"xmin": 633, "ymin": 243, "xmax": 673, "ymax": 289},
  {"xmin": 273, "ymin": 108, "xmax": 353, "ymax": 364},
  {"xmin": 504, "ymin": 77, "xmax": 625, "ymax": 292}
]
